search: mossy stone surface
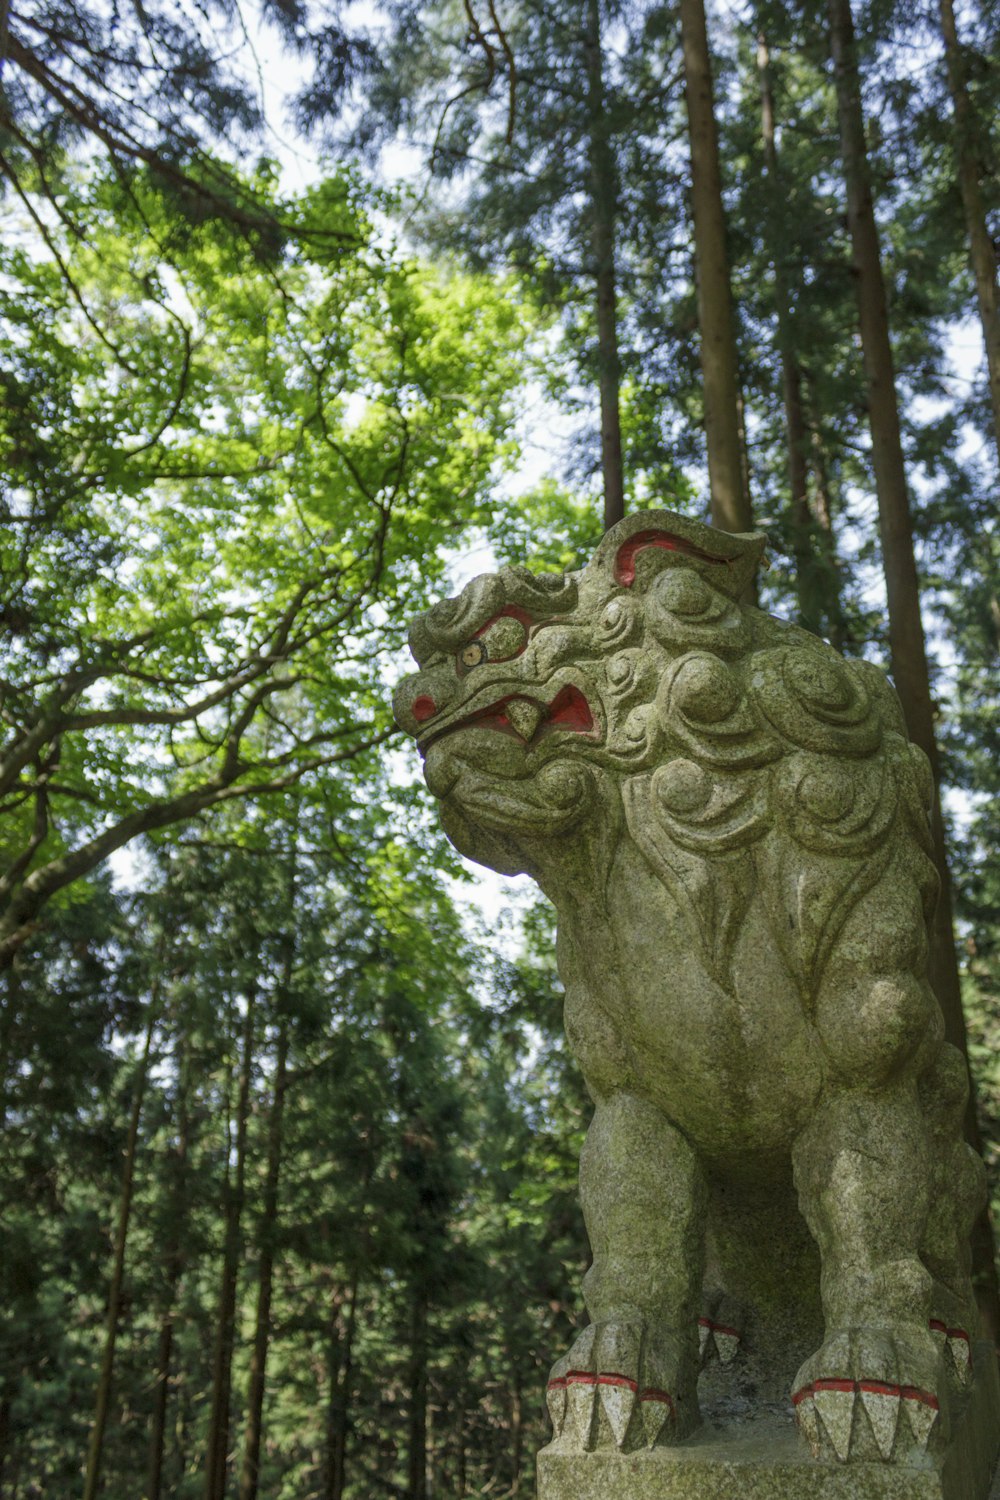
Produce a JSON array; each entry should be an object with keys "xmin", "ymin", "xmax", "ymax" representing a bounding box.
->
[{"xmin": 395, "ymin": 510, "xmax": 1000, "ymax": 1493}]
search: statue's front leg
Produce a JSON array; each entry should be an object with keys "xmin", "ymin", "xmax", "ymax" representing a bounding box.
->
[
  {"xmin": 547, "ymin": 1091, "xmax": 705, "ymax": 1453},
  {"xmin": 792, "ymin": 1082, "xmax": 946, "ymax": 1465}
]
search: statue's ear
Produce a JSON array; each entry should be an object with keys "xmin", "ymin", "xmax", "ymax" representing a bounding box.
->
[{"xmin": 590, "ymin": 509, "xmax": 767, "ymax": 601}]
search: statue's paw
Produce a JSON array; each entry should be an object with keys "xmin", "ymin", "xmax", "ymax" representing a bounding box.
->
[
  {"xmin": 793, "ymin": 1326, "xmax": 946, "ymax": 1464},
  {"xmin": 546, "ymin": 1322, "xmax": 695, "ymax": 1453},
  {"xmin": 698, "ymin": 1290, "xmax": 744, "ymax": 1368}
]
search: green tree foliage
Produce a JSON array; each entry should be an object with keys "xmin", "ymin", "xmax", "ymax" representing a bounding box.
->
[
  {"xmin": 0, "ymin": 0, "xmax": 379, "ymax": 237},
  {"xmin": 360, "ymin": 0, "xmax": 703, "ymax": 514},
  {"xmin": 0, "ymin": 800, "xmax": 585, "ymax": 1497},
  {"xmin": 0, "ymin": 159, "xmax": 528, "ymax": 965}
]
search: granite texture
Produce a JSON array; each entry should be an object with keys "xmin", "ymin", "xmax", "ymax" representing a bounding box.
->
[{"xmin": 394, "ymin": 509, "xmax": 1000, "ymax": 1493}]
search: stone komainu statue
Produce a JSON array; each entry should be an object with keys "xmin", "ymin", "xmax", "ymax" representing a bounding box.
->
[{"xmin": 394, "ymin": 510, "xmax": 996, "ymax": 1472}]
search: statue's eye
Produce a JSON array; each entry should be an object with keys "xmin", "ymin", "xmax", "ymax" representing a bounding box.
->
[
  {"xmin": 460, "ymin": 640, "xmax": 487, "ymax": 669},
  {"xmin": 458, "ymin": 613, "xmax": 530, "ymax": 673}
]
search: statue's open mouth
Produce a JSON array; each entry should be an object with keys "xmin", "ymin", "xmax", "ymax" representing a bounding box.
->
[{"xmin": 419, "ymin": 683, "xmax": 596, "ymax": 751}]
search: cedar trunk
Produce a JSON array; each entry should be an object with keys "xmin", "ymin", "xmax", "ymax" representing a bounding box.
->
[
  {"xmin": 584, "ymin": 0, "xmax": 625, "ymax": 532},
  {"xmin": 325, "ymin": 1270, "xmax": 360, "ymax": 1500},
  {"xmin": 679, "ymin": 0, "xmax": 752, "ymax": 536},
  {"xmin": 806, "ymin": 420, "xmax": 850, "ymax": 653},
  {"xmin": 147, "ymin": 1036, "xmax": 191, "ymax": 1500},
  {"xmin": 828, "ymin": 0, "xmax": 1000, "ymax": 1339},
  {"xmin": 757, "ymin": 35, "xmax": 818, "ymax": 635},
  {"xmin": 204, "ymin": 974, "xmax": 256, "ymax": 1500},
  {"xmin": 939, "ymin": 0, "xmax": 1000, "ymax": 463},
  {"xmin": 237, "ymin": 1014, "xmax": 290, "ymax": 1500},
  {"xmin": 406, "ymin": 1286, "xmax": 429, "ymax": 1500},
  {"xmin": 83, "ymin": 994, "xmax": 159, "ymax": 1500}
]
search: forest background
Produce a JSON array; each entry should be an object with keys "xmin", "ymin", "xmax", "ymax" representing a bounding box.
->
[{"xmin": 1, "ymin": 0, "xmax": 999, "ymax": 1494}]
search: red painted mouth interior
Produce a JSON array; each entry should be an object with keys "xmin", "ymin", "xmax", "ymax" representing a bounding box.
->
[
  {"xmin": 545, "ymin": 684, "xmax": 594, "ymax": 732},
  {"xmin": 614, "ymin": 528, "xmax": 733, "ymax": 586},
  {"xmin": 430, "ymin": 683, "xmax": 595, "ymax": 745}
]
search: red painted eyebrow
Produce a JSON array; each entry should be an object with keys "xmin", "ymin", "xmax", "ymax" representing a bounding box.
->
[
  {"xmin": 614, "ymin": 529, "xmax": 732, "ymax": 586},
  {"xmin": 472, "ymin": 605, "xmax": 533, "ymax": 638}
]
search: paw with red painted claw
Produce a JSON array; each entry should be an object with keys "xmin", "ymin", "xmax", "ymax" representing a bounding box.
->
[
  {"xmin": 792, "ymin": 1326, "xmax": 947, "ymax": 1464},
  {"xmin": 545, "ymin": 1322, "xmax": 697, "ymax": 1452},
  {"xmin": 928, "ymin": 1300, "xmax": 974, "ymax": 1389},
  {"xmin": 698, "ymin": 1290, "xmax": 744, "ymax": 1368}
]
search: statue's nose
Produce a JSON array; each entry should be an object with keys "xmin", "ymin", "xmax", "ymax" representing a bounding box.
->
[{"xmin": 393, "ymin": 670, "xmax": 454, "ymax": 737}]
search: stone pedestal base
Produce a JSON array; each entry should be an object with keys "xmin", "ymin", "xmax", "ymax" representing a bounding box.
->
[{"xmin": 537, "ymin": 1344, "xmax": 1000, "ymax": 1500}]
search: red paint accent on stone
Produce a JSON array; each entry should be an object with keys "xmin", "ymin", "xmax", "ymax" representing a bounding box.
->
[
  {"xmin": 640, "ymin": 1388, "xmax": 675, "ymax": 1412},
  {"xmin": 710, "ymin": 1322, "xmax": 740, "ymax": 1340},
  {"xmin": 858, "ymin": 1381, "xmax": 900, "ymax": 1398},
  {"xmin": 474, "ymin": 605, "xmax": 534, "ymax": 638},
  {"xmin": 412, "ymin": 695, "xmax": 437, "ymax": 722},
  {"xmin": 596, "ymin": 1374, "xmax": 638, "ymax": 1392},
  {"xmin": 469, "ymin": 705, "xmax": 513, "ymax": 735},
  {"xmin": 565, "ymin": 1371, "xmax": 598, "ymax": 1386},
  {"xmin": 545, "ymin": 684, "xmax": 594, "ymax": 733},
  {"xmin": 900, "ymin": 1386, "xmax": 939, "ymax": 1410},
  {"xmin": 946, "ymin": 1326, "xmax": 970, "ymax": 1344},
  {"xmin": 421, "ymin": 684, "xmax": 596, "ymax": 749},
  {"xmin": 795, "ymin": 1376, "xmax": 938, "ymax": 1411},
  {"xmin": 929, "ymin": 1319, "xmax": 947, "ymax": 1334},
  {"xmin": 547, "ymin": 1378, "xmax": 567, "ymax": 1391},
  {"xmin": 697, "ymin": 1316, "xmax": 713, "ymax": 1328},
  {"xmin": 613, "ymin": 529, "xmax": 732, "ymax": 587}
]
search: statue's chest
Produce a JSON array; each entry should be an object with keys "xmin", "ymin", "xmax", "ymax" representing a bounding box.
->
[{"xmin": 558, "ymin": 886, "xmax": 821, "ymax": 1155}]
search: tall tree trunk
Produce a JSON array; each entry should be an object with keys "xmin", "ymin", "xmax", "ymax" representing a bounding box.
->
[
  {"xmin": 325, "ymin": 1270, "xmax": 360, "ymax": 1500},
  {"xmin": 406, "ymin": 1286, "xmax": 428, "ymax": 1500},
  {"xmin": 510, "ymin": 1378, "xmax": 523, "ymax": 1495},
  {"xmin": 828, "ymin": 0, "xmax": 1000, "ymax": 1341},
  {"xmin": 0, "ymin": 961, "xmax": 19, "ymax": 1129},
  {"xmin": 204, "ymin": 971, "xmax": 257, "ymax": 1500},
  {"xmin": 83, "ymin": 987, "xmax": 160, "ymax": 1500},
  {"xmin": 757, "ymin": 33, "xmax": 851, "ymax": 646},
  {"xmin": 584, "ymin": 0, "xmax": 625, "ymax": 532},
  {"xmin": 679, "ymin": 0, "xmax": 752, "ymax": 536},
  {"xmin": 938, "ymin": 0, "xmax": 1000, "ymax": 463},
  {"xmin": 238, "ymin": 828, "xmax": 298, "ymax": 1500},
  {"xmin": 147, "ymin": 1032, "xmax": 192, "ymax": 1500},
  {"xmin": 237, "ymin": 1013, "xmax": 290, "ymax": 1500},
  {"xmin": 756, "ymin": 34, "xmax": 819, "ymax": 634},
  {"xmin": 456, "ymin": 1407, "xmax": 466, "ymax": 1500},
  {"xmin": 806, "ymin": 419, "xmax": 850, "ymax": 654},
  {"xmin": 0, "ymin": 1392, "xmax": 11, "ymax": 1497}
]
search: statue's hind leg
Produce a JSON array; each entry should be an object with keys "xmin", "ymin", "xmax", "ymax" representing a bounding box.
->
[
  {"xmin": 919, "ymin": 1042, "xmax": 986, "ymax": 1387},
  {"xmin": 546, "ymin": 1090, "xmax": 705, "ymax": 1453},
  {"xmin": 792, "ymin": 1080, "xmax": 946, "ymax": 1463},
  {"xmin": 790, "ymin": 856, "xmax": 961, "ymax": 1464}
]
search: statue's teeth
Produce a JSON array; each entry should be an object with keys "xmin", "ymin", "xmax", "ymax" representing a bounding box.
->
[{"xmin": 507, "ymin": 699, "xmax": 543, "ymax": 742}]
